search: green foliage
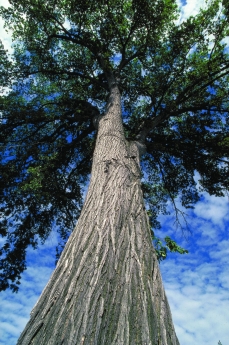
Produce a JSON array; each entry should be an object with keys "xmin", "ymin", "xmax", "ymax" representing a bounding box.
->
[
  {"xmin": 0, "ymin": 40, "xmax": 11, "ymax": 91},
  {"xmin": 0, "ymin": 0, "xmax": 229, "ymax": 291},
  {"xmin": 153, "ymin": 235, "xmax": 188, "ymax": 262}
]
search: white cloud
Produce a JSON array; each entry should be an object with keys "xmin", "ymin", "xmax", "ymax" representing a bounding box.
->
[
  {"xmin": 161, "ymin": 254, "xmax": 229, "ymax": 345},
  {"xmin": 210, "ymin": 239, "xmax": 229, "ymax": 262},
  {"xmin": 159, "ymin": 191, "xmax": 229, "ymax": 345},
  {"xmin": 194, "ymin": 194, "xmax": 229, "ymax": 226},
  {"xmin": 0, "ymin": 261, "xmax": 53, "ymax": 345},
  {"xmin": 176, "ymin": 0, "xmax": 207, "ymax": 24},
  {"xmin": 0, "ymin": 228, "xmax": 57, "ymax": 345},
  {"xmin": 0, "ymin": 0, "xmax": 13, "ymax": 54}
]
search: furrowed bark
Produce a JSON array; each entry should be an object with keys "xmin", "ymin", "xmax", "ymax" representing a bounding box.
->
[{"xmin": 17, "ymin": 85, "xmax": 180, "ymax": 345}]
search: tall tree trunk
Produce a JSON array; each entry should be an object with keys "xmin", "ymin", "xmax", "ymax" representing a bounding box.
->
[{"xmin": 17, "ymin": 86, "xmax": 180, "ymax": 345}]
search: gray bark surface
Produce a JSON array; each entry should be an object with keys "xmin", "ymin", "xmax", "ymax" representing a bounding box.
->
[{"xmin": 17, "ymin": 86, "xmax": 180, "ymax": 345}]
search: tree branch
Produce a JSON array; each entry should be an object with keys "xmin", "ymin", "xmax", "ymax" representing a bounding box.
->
[{"xmin": 176, "ymin": 64, "xmax": 229, "ymax": 104}]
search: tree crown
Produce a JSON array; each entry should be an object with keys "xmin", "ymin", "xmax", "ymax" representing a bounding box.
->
[{"xmin": 0, "ymin": 0, "xmax": 229, "ymax": 291}]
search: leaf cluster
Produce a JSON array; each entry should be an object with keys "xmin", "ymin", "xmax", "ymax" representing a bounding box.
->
[{"xmin": 153, "ymin": 235, "xmax": 188, "ymax": 262}]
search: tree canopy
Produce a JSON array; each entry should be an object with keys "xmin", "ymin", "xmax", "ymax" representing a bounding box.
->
[{"xmin": 0, "ymin": 0, "xmax": 229, "ymax": 292}]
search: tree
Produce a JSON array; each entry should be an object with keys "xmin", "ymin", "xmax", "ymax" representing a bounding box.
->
[{"xmin": 0, "ymin": 0, "xmax": 229, "ymax": 343}]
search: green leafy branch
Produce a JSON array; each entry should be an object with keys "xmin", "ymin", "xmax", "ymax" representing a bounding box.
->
[
  {"xmin": 21, "ymin": 166, "xmax": 44, "ymax": 191},
  {"xmin": 20, "ymin": 153, "xmax": 58, "ymax": 195},
  {"xmin": 152, "ymin": 234, "xmax": 188, "ymax": 262}
]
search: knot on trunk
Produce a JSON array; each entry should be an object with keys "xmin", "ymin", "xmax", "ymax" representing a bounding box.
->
[
  {"xmin": 128, "ymin": 141, "xmax": 146, "ymax": 161},
  {"xmin": 103, "ymin": 160, "xmax": 112, "ymax": 173}
]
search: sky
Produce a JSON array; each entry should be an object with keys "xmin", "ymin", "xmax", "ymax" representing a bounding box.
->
[{"xmin": 0, "ymin": 1, "xmax": 229, "ymax": 345}]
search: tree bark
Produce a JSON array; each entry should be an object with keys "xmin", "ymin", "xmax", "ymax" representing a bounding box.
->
[{"xmin": 17, "ymin": 85, "xmax": 180, "ymax": 345}]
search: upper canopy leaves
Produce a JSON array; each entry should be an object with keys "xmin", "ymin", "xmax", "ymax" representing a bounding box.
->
[{"xmin": 0, "ymin": 0, "xmax": 229, "ymax": 291}]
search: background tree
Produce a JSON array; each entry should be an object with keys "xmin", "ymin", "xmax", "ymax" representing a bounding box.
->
[{"xmin": 0, "ymin": 0, "xmax": 229, "ymax": 343}]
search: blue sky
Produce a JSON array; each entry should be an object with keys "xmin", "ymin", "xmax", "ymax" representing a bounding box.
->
[{"xmin": 0, "ymin": 1, "xmax": 229, "ymax": 344}]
